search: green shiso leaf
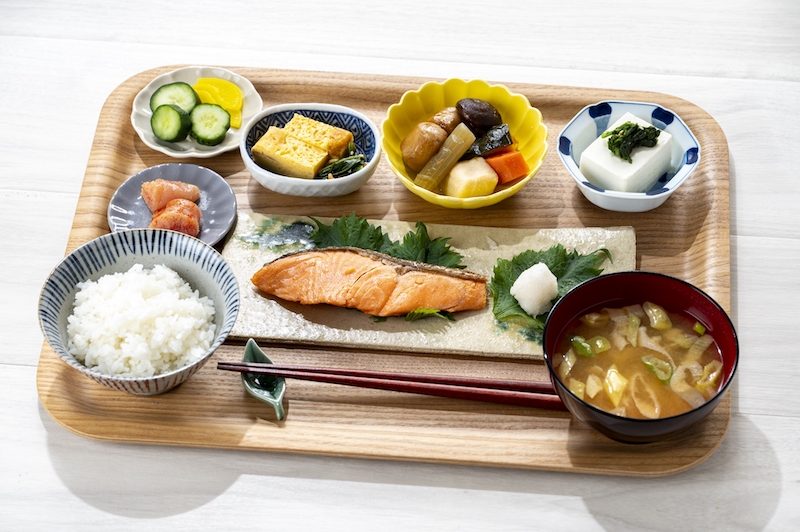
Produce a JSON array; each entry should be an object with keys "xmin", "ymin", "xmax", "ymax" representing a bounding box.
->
[
  {"xmin": 488, "ymin": 244, "xmax": 611, "ymax": 341},
  {"xmin": 385, "ymin": 221, "xmax": 466, "ymax": 269},
  {"xmin": 601, "ymin": 121, "xmax": 661, "ymax": 163},
  {"xmin": 405, "ymin": 308, "xmax": 455, "ymax": 322},
  {"xmin": 309, "ymin": 213, "xmax": 393, "ymax": 253},
  {"xmin": 310, "ymin": 214, "xmax": 466, "ymax": 269}
]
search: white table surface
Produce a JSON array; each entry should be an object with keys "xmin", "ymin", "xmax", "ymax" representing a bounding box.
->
[{"xmin": 2, "ymin": 1, "xmax": 799, "ymax": 530}]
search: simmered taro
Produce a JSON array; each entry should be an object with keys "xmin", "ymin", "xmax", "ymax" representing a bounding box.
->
[
  {"xmin": 400, "ymin": 121, "xmax": 449, "ymax": 173},
  {"xmin": 430, "ymin": 107, "xmax": 462, "ymax": 134},
  {"xmin": 553, "ymin": 302, "xmax": 724, "ymax": 419},
  {"xmin": 456, "ymin": 98, "xmax": 502, "ymax": 136}
]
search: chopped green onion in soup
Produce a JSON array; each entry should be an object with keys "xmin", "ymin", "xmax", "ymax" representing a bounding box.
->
[{"xmin": 553, "ymin": 302, "xmax": 722, "ymax": 419}]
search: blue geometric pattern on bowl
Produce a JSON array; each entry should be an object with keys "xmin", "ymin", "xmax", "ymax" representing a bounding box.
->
[
  {"xmin": 38, "ymin": 229, "xmax": 240, "ymax": 395},
  {"xmin": 245, "ymin": 108, "xmax": 378, "ymax": 163},
  {"xmin": 557, "ymin": 100, "xmax": 701, "ymax": 212}
]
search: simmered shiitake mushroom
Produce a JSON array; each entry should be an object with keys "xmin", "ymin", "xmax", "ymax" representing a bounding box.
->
[{"xmin": 456, "ymin": 98, "xmax": 502, "ymax": 136}]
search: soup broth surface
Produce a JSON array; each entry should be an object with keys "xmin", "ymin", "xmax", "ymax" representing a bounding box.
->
[{"xmin": 553, "ymin": 302, "xmax": 723, "ymax": 419}]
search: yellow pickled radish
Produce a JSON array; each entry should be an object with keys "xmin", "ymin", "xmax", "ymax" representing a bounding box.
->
[
  {"xmin": 195, "ymin": 78, "xmax": 242, "ymax": 109},
  {"xmin": 193, "ymin": 86, "xmax": 215, "ymax": 104},
  {"xmin": 227, "ymin": 109, "xmax": 242, "ymax": 129},
  {"xmin": 191, "ymin": 78, "xmax": 243, "ymax": 128}
]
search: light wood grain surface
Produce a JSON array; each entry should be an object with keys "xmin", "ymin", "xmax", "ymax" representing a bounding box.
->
[
  {"xmin": 3, "ymin": 1, "xmax": 799, "ymax": 530},
  {"xmin": 35, "ymin": 68, "xmax": 731, "ymax": 476}
]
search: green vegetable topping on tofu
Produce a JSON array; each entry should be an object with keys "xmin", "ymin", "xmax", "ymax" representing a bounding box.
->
[{"xmin": 601, "ymin": 121, "xmax": 661, "ymax": 163}]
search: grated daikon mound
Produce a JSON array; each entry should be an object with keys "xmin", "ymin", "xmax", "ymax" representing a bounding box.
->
[
  {"xmin": 510, "ymin": 262, "xmax": 559, "ymax": 317},
  {"xmin": 66, "ymin": 264, "xmax": 216, "ymax": 378}
]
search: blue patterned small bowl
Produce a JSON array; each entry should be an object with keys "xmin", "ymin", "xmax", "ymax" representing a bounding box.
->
[
  {"xmin": 38, "ymin": 229, "xmax": 240, "ymax": 395},
  {"xmin": 240, "ymin": 103, "xmax": 381, "ymax": 197},
  {"xmin": 558, "ymin": 101, "xmax": 700, "ymax": 212}
]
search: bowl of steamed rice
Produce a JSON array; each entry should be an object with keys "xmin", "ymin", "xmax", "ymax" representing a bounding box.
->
[{"xmin": 38, "ymin": 229, "xmax": 240, "ymax": 395}]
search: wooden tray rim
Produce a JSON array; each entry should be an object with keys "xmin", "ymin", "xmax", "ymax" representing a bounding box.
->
[{"xmin": 36, "ymin": 65, "xmax": 733, "ymax": 477}]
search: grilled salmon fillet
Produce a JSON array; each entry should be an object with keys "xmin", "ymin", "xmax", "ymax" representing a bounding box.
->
[{"xmin": 251, "ymin": 247, "xmax": 488, "ymax": 317}]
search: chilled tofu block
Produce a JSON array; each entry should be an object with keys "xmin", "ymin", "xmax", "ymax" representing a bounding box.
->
[{"xmin": 579, "ymin": 112, "xmax": 673, "ymax": 193}]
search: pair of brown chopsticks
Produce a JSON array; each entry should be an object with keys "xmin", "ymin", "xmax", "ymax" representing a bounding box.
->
[{"xmin": 216, "ymin": 361, "xmax": 565, "ymax": 411}]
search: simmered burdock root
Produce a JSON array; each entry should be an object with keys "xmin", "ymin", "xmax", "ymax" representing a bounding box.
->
[
  {"xmin": 251, "ymin": 247, "xmax": 488, "ymax": 317},
  {"xmin": 149, "ymin": 198, "xmax": 202, "ymax": 237}
]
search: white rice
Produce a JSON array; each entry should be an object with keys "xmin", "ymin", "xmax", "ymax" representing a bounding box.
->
[{"xmin": 66, "ymin": 264, "xmax": 217, "ymax": 378}]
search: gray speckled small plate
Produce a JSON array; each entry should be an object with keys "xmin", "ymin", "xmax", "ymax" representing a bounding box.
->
[{"xmin": 108, "ymin": 163, "xmax": 237, "ymax": 247}]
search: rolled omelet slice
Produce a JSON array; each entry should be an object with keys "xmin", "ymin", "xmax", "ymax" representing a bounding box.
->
[
  {"xmin": 251, "ymin": 126, "xmax": 329, "ymax": 179},
  {"xmin": 283, "ymin": 113, "xmax": 354, "ymax": 160}
]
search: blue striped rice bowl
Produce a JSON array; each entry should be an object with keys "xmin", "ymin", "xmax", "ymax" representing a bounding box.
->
[{"xmin": 38, "ymin": 229, "xmax": 239, "ymax": 395}]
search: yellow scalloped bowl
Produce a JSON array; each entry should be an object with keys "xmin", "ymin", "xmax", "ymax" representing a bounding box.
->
[{"xmin": 382, "ymin": 78, "xmax": 548, "ymax": 209}]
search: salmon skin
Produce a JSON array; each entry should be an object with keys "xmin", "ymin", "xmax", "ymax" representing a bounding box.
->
[
  {"xmin": 141, "ymin": 179, "xmax": 201, "ymax": 212},
  {"xmin": 251, "ymin": 247, "xmax": 488, "ymax": 317}
]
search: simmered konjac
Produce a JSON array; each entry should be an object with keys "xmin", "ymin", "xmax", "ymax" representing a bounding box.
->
[{"xmin": 553, "ymin": 302, "xmax": 723, "ymax": 419}]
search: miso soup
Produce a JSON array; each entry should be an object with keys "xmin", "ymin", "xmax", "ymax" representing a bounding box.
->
[{"xmin": 552, "ymin": 302, "xmax": 723, "ymax": 419}]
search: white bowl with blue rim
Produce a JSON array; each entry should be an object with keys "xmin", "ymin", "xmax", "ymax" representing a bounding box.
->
[
  {"xmin": 558, "ymin": 100, "xmax": 700, "ymax": 212},
  {"xmin": 38, "ymin": 229, "xmax": 240, "ymax": 396},
  {"xmin": 240, "ymin": 103, "xmax": 381, "ymax": 197}
]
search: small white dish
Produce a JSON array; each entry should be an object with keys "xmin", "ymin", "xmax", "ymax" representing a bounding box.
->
[
  {"xmin": 240, "ymin": 103, "xmax": 381, "ymax": 197},
  {"xmin": 108, "ymin": 163, "xmax": 237, "ymax": 247},
  {"xmin": 558, "ymin": 100, "xmax": 700, "ymax": 212},
  {"xmin": 131, "ymin": 66, "xmax": 263, "ymax": 159}
]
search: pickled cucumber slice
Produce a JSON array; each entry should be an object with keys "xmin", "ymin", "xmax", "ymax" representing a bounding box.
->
[
  {"xmin": 189, "ymin": 103, "xmax": 230, "ymax": 146},
  {"xmin": 149, "ymin": 82, "xmax": 200, "ymax": 113},
  {"xmin": 150, "ymin": 104, "xmax": 191, "ymax": 142}
]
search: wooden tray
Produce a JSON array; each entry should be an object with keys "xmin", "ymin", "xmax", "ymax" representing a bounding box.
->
[{"xmin": 37, "ymin": 66, "xmax": 732, "ymax": 477}]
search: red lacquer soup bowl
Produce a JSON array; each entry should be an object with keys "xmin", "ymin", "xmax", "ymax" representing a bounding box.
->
[{"xmin": 542, "ymin": 271, "xmax": 738, "ymax": 444}]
